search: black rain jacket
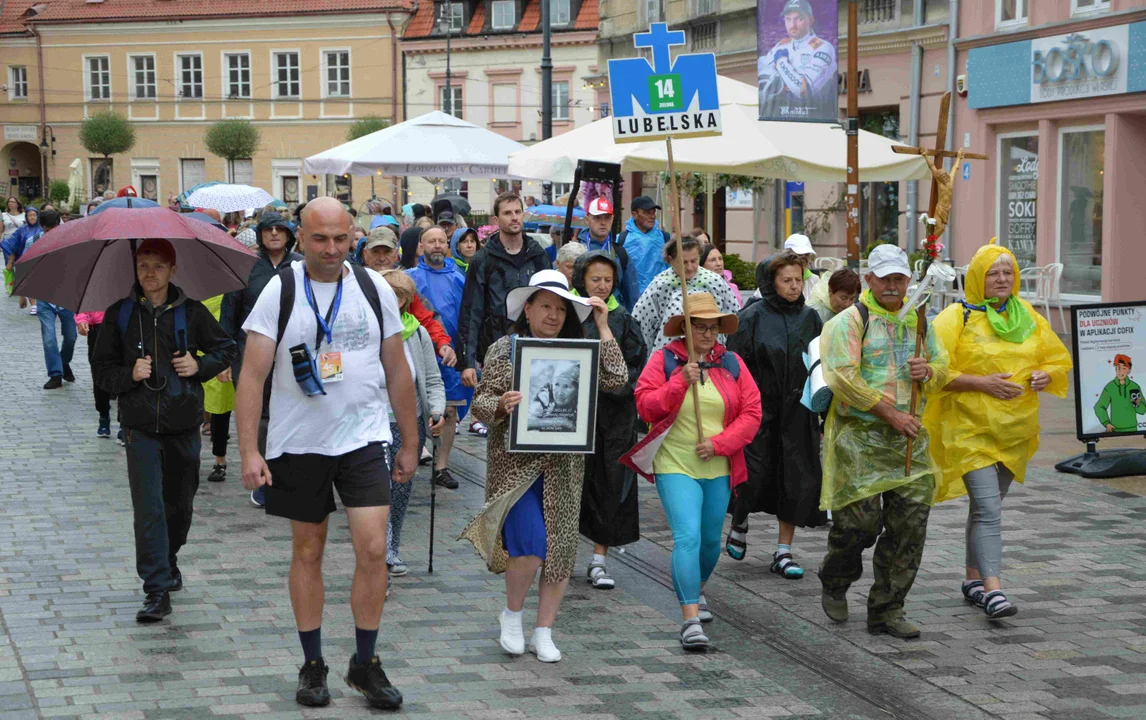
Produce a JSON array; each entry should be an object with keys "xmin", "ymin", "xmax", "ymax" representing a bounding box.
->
[{"xmin": 93, "ymin": 283, "xmax": 237, "ymax": 435}]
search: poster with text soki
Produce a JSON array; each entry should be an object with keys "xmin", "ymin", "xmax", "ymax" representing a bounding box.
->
[
  {"xmin": 1075, "ymin": 302, "xmax": 1146, "ymax": 438},
  {"xmin": 757, "ymin": 0, "xmax": 840, "ymax": 123}
]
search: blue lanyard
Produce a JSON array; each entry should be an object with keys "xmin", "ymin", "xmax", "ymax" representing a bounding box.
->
[{"xmin": 303, "ymin": 268, "xmax": 343, "ymax": 352}]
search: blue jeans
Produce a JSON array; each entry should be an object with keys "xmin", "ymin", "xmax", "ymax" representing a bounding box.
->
[
  {"xmin": 38, "ymin": 301, "xmax": 76, "ymax": 378},
  {"xmin": 655, "ymin": 473, "xmax": 731, "ymax": 606}
]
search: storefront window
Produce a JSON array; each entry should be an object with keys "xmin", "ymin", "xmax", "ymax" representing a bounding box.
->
[
  {"xmin": 997, "ymin": 134, "xmax": 1038, "ymax": 269},
  {"xmin": 1058, "ymin": 128, "xmax": 1104, "ymax": 296},
  {"xmin": 860, "ymin": 108, "xmax": 900, "ymax": 249}
]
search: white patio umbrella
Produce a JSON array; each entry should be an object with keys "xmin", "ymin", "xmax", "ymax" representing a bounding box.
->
[
  {"xmin": 304, "ymin": 111, "xmax": 528, "ymax": 178},
  {"xmin": 508, "ymin": 76, "xmax": 930, "ymax": 183},
  {"xmin": 186, "ymin": 184, "xmax": 276, "ymax": 214}
]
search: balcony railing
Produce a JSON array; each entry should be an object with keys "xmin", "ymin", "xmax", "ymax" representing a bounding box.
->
[{"xmin": 859, "ymin": 0, "xmax": 898, "ymax": 24}]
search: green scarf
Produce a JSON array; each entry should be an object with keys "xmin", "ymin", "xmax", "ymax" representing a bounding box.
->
[
  {"xmin": 984, "ymin": 296, "xmax": 1036, "ymax": 344},
  {"xmin": 570, "ymin": 288, "xmax": 619, "ymax": 310},
  {"xmin": 803, "ymin": 267, "xmax": 813, "ymax": 280},
  {"xmin": 400, "ymin": 312, "xmax": 420, "ymax": 341},
  {"xmin": 859, "ymin": 289, "xmax": 917, "ymax": 343}
]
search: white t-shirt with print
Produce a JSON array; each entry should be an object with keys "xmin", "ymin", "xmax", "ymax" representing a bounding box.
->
[{"xmin": 242, "ymin": 260, "xmax": 404, "ymax": 460}]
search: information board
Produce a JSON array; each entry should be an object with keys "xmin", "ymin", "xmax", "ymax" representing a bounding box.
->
[{"xmin": 1071, "ymin": 301, "xmax": 1146, "ymax": 439}]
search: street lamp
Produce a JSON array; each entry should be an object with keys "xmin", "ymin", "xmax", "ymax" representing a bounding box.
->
[
  {"xmin": 438, "ymin": 3, "xmax": 454, "ymax": 118},
  {"xmin": 39, "ymin": 125, "xmax": 56, "ymax": 201}
]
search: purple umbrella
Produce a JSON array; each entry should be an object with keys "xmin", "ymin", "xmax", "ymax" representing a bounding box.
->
[{"xmin": 13, "ymin": 207, "xmax": 257, "ymax": 312}]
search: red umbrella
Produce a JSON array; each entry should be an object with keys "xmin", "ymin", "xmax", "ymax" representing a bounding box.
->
[{"xmin": 13, "ymin": 207, "xmax": 258, "ymax": 312}]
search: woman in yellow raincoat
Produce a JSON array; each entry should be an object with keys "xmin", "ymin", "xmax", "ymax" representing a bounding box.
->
[{"xmin": 923, "ymin": 241, "xmax": 1071, "ymax": 620}]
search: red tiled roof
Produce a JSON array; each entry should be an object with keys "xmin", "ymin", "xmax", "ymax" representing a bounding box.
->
[
  {"xmin": 574, "ymin": 0, "xmax": 597, "ymax": 31},
  {"xmin": 3, "ymin": 0, "xmax": 411, "ymax": 32},
  {"xmin": 518, "ymin": 0, "xmax": 539, "ymax": 32},
  {"xmin": 0, "ymin": 1, "xmax": 39, "ymax": 35},
  {"xmin": 466, "ymin": 1, "xmax": 485, "ymax": 33},
  {"xmin": 403, "ymin": 0, "xmax": 435, "ymax": 38}
]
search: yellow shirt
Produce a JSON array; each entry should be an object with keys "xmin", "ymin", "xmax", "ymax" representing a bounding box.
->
[{"xmin": 653, "ymin": 378, "xmax": 730, "ymax": 478}]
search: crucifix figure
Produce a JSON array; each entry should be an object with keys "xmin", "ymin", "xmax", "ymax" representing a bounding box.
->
[{"xmin": 890, "ymin": 92, "xmax": 987, "ymax": 242}]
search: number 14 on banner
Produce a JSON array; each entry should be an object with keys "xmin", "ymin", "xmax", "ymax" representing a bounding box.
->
[{"xmin": 650, "ymin": 75, "xmax": 683, "ymax": 111}]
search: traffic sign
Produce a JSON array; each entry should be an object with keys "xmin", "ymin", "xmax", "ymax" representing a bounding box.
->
[{"xmin": 607, "ymin": 23, "xmax": 722, "ymax": 144}]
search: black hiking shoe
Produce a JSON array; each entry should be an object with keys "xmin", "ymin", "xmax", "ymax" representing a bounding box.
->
[
  {"xmin": 296, "ymin": 658, "xmax": 330, "ymax": 707},
  {"xmin": 345, "ymin": 654, "xmax": 402, "ymax": 710}
]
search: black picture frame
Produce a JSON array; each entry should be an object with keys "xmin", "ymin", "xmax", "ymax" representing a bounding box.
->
[
  {"xmin": 1068, "ymin": 300, "xmax": 1146, "ymax": 441},
  {"xmin": 509, "ymin": 337, "xmax": 600, "ymax": 454}
]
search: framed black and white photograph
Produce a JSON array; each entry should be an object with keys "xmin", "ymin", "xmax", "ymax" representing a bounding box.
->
[{"xmin": 509, "ymin": 338, "xmax": 600, "ymax": 453}]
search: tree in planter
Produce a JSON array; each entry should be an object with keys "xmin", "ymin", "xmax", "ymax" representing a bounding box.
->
[
  {"xmin": 48, "ymin": 180, "xmax": 71, "ymax": 207},
  {"xmin": 204, "ymin": 119, "xmax": 261, "ymax": 184},
  {"xmin": 78, "ymin": 111, "xmax": 135, "ymax": 195}
]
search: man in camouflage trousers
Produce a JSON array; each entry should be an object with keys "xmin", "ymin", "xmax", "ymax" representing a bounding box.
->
[{"xmin": 815, "ymin": 245, "xmax": 951, "ymax": 639}]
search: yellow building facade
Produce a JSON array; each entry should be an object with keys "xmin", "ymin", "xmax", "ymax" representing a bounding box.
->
[{"xmin": 1, "ymin": 5, "xmax": 410, "ymax": 211}]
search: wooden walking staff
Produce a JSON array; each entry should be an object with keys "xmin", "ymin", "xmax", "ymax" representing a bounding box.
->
[
  {"xmin": 665, "ymin": 137, "xmax": 705, "ymax": 441},
  {"xmin": 895, "ymin": 91, "xmax": 985, "ymax": 473}
]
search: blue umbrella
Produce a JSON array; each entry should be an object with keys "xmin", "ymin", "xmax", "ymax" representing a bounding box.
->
[
  {"xmin": 88, "ymin": 196, "xmax": 160, "ymax": 215},
  {"xmin": 184, "ymin": 211, "xmax": 228, "ymax": 231}
]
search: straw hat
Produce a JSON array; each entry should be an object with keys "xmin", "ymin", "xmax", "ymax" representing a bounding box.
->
[
  {"xmin": 505, "ymin": 269, "xmax": 593, "ymax": 324},
  {"xmin": 663, "ymin": 292, "xmax": 738, "ymax": 337}
]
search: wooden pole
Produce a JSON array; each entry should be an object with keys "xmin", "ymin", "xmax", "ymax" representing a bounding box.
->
[
  {"xmin": 665, "ymin": 137, "xmax": 704, "ymax": 442},
  {"xmin": 904, "ymin": 304, "xmax": 926, "ymax": 475},
  {"xmin": 845, "ymin": 0, "xmax": 859, "ymax": 266}
]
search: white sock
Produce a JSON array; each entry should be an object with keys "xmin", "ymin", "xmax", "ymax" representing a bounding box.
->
[
  {"xmin": 729, "ymin": 527, "xmax": 747, "ymax": 542},
  {"xmin": 592, "ymin": 553, "xmax": 606, "ymax": 565},
  {"xmin": 533, "ymin": 626, "xmax": 551, "ymax": 637},
  {"xmin": 776, "ymin": 543, "xmax": 792, "ymax": 558},
  {"xmin": 504, "ymin": 608, "xmax": 523, "ymax": 620}
]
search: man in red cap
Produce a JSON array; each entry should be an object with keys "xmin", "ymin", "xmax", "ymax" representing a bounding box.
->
[
  {"xmin": 572, "ymin": 196, "xmax": 638, "ymax": 310},
  {"xmin": 92, "ymin": 238, "xmax": 237, "ymax": 623}
]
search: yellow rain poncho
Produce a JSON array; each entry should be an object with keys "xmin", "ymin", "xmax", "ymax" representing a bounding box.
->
[
  {"xmin": 201, "ymin": 295, "xmax": 235, "ymax": 415},
  {"xmin": 924, "ymin": 243, "xmax": 1072, "ymax": 503},
  {"xmin": 819, "ymin": 294, "xmax": 952, "ymax": 510}
]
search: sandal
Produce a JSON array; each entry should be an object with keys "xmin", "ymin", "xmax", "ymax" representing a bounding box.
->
[
  {"xmin": 983, "ymin": 590, "xmax": 1018, "ymax": 619},
  {"xmin": 469, "ymin": 421, "xmax": 488, "ymax": 437},
  {"xmin": 770, "ymin": 553, "xmax": 804, "ymax": 579},
  {"xmin": 961, "ymin": 580, "xmax": 986, "ymax": 608},
  {"xmin": 586, "ymin": 561, "xmax": 615, "ymax": 590},
  {"xmin": 724, "ymin": 524, "xmax": 747, "ymax": 561},
  {"xmin": 201, "ymin": 422, "xmax": 211, "ymax": 436}
]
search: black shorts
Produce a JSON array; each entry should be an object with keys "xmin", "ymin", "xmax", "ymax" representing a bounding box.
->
[{"xmin": 265, "ymin": 442, "xmax": 391, "ymax": 523}]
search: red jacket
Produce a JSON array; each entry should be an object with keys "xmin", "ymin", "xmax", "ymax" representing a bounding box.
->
[
  {"xmin": 621, "ymin": 339, "xmax": 762, "ymax": 491},
  {"xmin": 409, "ymin": 294, "xmax": 451, "ymax": 352}
]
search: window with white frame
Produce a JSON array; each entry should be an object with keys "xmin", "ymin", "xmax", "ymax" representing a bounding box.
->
[
  {"xmin": 552, "ymin": 81, "xmax": 569, "ymax": 121},
  {"xmin": 696, "ymin": 0, "xmax": 716, "ymax": 15},
  {"xmin": 441, "ymin": 86, "xmax": 463, "ymax": 118},
  {"xmin": 1072, "ymin": 0, "xmax": 1110, "ymax": 14},
  {"xmin": 8, "ymin": 66, "xmax": 27, "ymax": 100},
  {"xmin": 225, "ymin": 53, "xmax": 251, "ymax": 99},
  {"xmin": 550, "ymin": 0, "xmax": 570, "ymax": 25},
  {"xmin": 87, "ymin": 56, "xmax": 110, "ymax": 100},
  {"xmin": 177, "ymin": 54, "xmax": 203, "ymax": 99},
  {"xmin": 442, "ymin": 2, "xmax": 464, "ymax": 31},
  {"xmin": 641, "ymin": 0, "xmax": 662, "ymax": 24},
  {"xmin": 275, "ymin": 52, "xmax": 301, "ymax": 97},
  {"xmin": 324, "ymin": 50, "xmax": 350, "ymax": 97},
  {"xmin": 491, "ymin": 0, "xmax": 515, "ymax": 29},
  {"xmin": 492, "ymin": 84, "xmax": 517, "ymax": 122},
  {"xmin": 996, "ymin": 0, "xmax": 1027, "ymax": 26},
  {"xmin": 130, "ymin": 56, "xmax": 156, "ymax": 100}
]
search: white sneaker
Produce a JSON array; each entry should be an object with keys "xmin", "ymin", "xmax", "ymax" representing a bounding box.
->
[
  {"xmin": 28, "ymin": 305, "xmax": 37, "ymax": 315},
  {"xmin": 498, "ymin": 610, "xmax": 525, "ymax": 655},
  {"xmin": 529, "ymin": 627, "xmax": 561, "ymax": 663}
]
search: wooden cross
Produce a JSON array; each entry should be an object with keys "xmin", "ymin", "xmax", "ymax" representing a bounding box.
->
[{"xmin": 890, "ymin": 92, "xmax": 987, "ymax": 233}]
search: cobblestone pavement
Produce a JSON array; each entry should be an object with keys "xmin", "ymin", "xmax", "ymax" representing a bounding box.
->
[{"xmin": 1, "ymin": 295, "xmax": 1144, "ymax": 720}]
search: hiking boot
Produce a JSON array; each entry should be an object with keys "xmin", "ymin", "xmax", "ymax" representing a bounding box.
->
[
  {"xmin": 296, "ymin": 658, "xmax": 330, "ymax": 707},
  {"xmin": 345, "ymin": 654, "xmax": 402, "ymax": 710},
  {"xmin": 135, "ymin": 591, "xmax": 171, "ymax": 623},
  {"xmin": 821, "ymin": 591, "xmax": 848, "ymax": 623},
  {"xmin": 433, "ymin": 468, "xmax": 459, "ymax": 489},
  {"xmin": 207, "ymin": 463, "xmax": 227, "ymax": 483},
  {"xmin": 868, "ymin": 617, "xmax": 921, "ymax": 639}
]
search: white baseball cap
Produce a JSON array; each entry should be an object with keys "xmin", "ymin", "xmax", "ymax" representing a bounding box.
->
[
  {"xmin": 783, "ymin": 233, "xmax": 815, "ymax": 256},
  {"xmin": 867, "ymin": 244, "xmax": 912, "ymax": 278},
  {"xmin": 586, "ymin": 197, "xmax": 614, "ymax": 216}
]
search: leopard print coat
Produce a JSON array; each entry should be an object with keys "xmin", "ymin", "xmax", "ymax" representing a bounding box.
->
[{"xmin": 459, "ymin": 333, "xmax": 628, "ymax": 583}]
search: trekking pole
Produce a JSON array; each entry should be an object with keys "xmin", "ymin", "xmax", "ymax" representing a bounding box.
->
[{"xmin": 428, "ymin": 414, "xmax": 441, "ymax": 574}]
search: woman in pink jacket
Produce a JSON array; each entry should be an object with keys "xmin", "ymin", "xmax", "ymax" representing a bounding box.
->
[
  {"xmin": 75, "ymin": 310, "xmax": 114, "ymax": 439},
  {"xmin": 622, "ymin": 292, "xmax": 761, "ymax": 652}
]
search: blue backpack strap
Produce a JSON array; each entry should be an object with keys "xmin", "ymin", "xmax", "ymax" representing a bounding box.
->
[
  {"xmin": 662, "ymin": 346, "xmax": 680, "ymax": 381},
  {"xmin": 721, "ymin": 352, "xmax": 740, "ymax": 380},
  {"xmin": 116, "ymin": 299, "xmax": 134, "ymax": 338},
  {"xmin": 172, "ymin": 304, "xmax": 188, "ymax": 354}
]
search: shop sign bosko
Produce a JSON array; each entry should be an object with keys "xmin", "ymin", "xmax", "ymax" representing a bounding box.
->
[
  {"xmin": 607, "ymin": 23, "xmax": 722, "ymax": 144},
  {"xmin": 1031, "ymin": 27, "xmax": 1126, "ymax": 102}
]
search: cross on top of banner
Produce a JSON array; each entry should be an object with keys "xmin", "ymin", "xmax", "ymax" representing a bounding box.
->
[{"xmin": 633, "ymin": 23, "xmax": 685, "ymax": 75}]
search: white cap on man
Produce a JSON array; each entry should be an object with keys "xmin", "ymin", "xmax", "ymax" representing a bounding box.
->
[
  {"xmin": 784, "ymin": 233, "xmax": 815, "ymax": 256},
  {"xmin": 867, "ymin": 244, "xmax": 912, "ymax": 278}
]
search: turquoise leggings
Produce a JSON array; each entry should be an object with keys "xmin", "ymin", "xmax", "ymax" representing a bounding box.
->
[{"xmin": 655, "ymin": 473, "xmax": 732, "ymax": 606}]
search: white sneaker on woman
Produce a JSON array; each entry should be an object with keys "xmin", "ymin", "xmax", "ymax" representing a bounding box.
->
[
  {"xmin": 498, "ymin": 610, "xmax": 525, "ymax": 655},
  {"xmin": 529, "ymin": 627, "xmax": 562, "ymax": 662}
]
